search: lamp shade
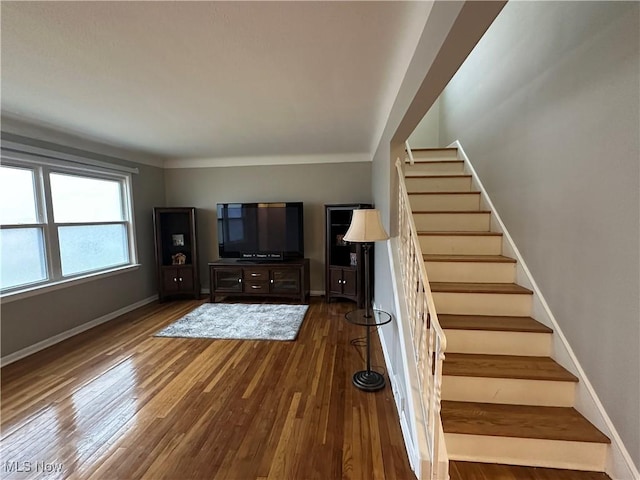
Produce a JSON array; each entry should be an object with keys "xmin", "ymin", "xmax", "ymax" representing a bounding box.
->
[{"xmin": 343, "ymin": 209, "xmax": 389, "ymax": 243}]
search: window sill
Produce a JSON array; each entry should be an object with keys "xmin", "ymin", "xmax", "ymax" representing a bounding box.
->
[{"xmin": 0, "ymin": 264, "xmax": 142, "ymax": 304}]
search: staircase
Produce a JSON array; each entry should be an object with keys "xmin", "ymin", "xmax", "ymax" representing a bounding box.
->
[{"xmin": 404, "ymin": 147, "xmax": 611, "ymax": 478}]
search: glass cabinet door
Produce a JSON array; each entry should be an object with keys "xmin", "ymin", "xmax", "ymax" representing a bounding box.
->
[
  {"xmin": 213, "ymin": 268, "xmax": 243, "ymax": 292},
  {"xmin": 271, "ymin": 268, "xmax": 300, "ymax": 294}
]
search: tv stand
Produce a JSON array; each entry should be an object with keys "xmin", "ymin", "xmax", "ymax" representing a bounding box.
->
[
  {"xmin": 236, "ymin": 258, "xmax": 282, "ymax": 264},
  {"xmin": 209, "ymin": 258, "xmax": 310, "ymax": 304}
]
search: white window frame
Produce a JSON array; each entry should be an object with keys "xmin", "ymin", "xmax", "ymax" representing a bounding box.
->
[{"xmin": 1, "ymin": 151, "xmax": 139, "ymax": 301}]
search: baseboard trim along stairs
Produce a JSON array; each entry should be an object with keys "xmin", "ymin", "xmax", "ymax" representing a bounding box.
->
[{"xmin": 401, "ymin": 145, "xmax": 639, "ymax": 479}]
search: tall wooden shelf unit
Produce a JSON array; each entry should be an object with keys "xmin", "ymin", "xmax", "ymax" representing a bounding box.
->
[
  {"xmin": 325, "ymin": 204, "xmax": 372, "ymax": 307},
  {"xmin": 153, "ymin": 207, "xmax": 200, "ymax": 301}
]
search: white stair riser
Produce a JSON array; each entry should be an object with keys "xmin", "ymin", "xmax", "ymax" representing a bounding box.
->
[
  {"xmin": 411, "ymin": 149, "xmax": 458, "ymax": 160},
  {"xmin": 425, "ymin": 261, "xmax": 515, "ymax": 283},
  {"xmin": 405, "ymin": 176, "xmax": 472, "ymax": 192},
  {"xmin": 442, "ymin": 376, "xmax": 576, "ymax": 407},
  {"xmin": 445, "ymin": 434, "xmax": 607, "ymax": 472},
  {"xmin": 419, "ymin": 235, "xmax": 502, "ymax": 255},
  {"xmin": 405, "ymin": 162, "xmax": 464, "ymax": 175},
  {"xmin": 444, "ymin": 330, "xmax": 552, "ymax": 356},
  {"xmin": 413, "ymin": 212, "xmax": 491, "ymax": 232},
  {"xmin": 433, "ymin": 292, "xmax": 533, "ymax": 316},
  {"xmin": 409, "ymin": 194, "xmax": 480, "ymax": 212}
]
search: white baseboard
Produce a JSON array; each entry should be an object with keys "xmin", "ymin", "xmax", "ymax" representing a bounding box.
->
[
  {"xmin": 451, "ymin": 139, "xmax": 639, "ymax": 480},
  {"xmin": 1, "ymin": 294, "xmax": 158, "ymax": 367},
  {"xmin": 378, "ymin": 307, "xmax": 421, "ymax": 477}
]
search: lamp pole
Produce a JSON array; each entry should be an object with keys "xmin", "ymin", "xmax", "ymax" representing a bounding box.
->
[{"xmin": 363, "ymin": 243, "xmax": 372, "ymax": 373}]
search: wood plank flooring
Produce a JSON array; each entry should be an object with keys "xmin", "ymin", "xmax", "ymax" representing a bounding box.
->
[
  {"xmin": 442, "ymin": 401, "xmax": 611, "ymax": 443},
  {"xmin": 1, "ymin": 298, "xmax": 413, "ymax": 480},
  {"xmin": 450, "ymin": 461, "xmax": 611, "ymax": 480},
  {"xmin": 443, "ymin": 354, "xmax": 578, "ymax": 381},
  {"xmin": 430, "ymin": 282, "xmax": 533, "ymax": 295},
  {"xmin": 438, "ymin": 314, "xmax": 552, "ymax": 333}
]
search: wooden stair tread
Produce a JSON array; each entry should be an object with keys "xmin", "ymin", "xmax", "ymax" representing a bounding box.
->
[
  {"xmin": 450, "ymin": 461, "xmax": 611, "ymax": 480},
  {"xmin": 444, "ymin": 353, "xmax": 578, "ymax": 382},
  {"xmin": 404, "ymin": 170, "xmax": 470, "ymax": 178},
  {"xmin": 442, "ymin": 401, "xmax": 611, "ymax": 444},
  {"xmin": 431, "ymin": 282, "xmax": 533, "ymax": 295},
  {"xmin": 417, "ymin": 231, "xmax": 503, "ymax": 236},
  {"xmin": 424, "ymin": 254, "xmax": 516, "ymax": 263},
  {"xmin": 413, "ymin": 210, "xmax": 491, "ymax": 214},
  {"xmin": 439, "ymin": 314, "xmax": 553, "ymax": 333},
  {"xmin": 409, "ymin": 147, "xmax": 458, "ymax": 152},
  {"xmin": 406, "ymin": 159, "xmax": 464, "ymax": 164},
  {"xmin": 404, "ymin": 174, "xmax": 471, "ymax": 179},
  {"xmin": 408, "ymin": 191, "xmax": 480, "ymax": 196}
]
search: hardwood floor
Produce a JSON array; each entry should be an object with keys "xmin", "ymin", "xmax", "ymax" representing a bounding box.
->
[{"xmin": 1, "ymin": 298, "xmax": 413, "ymax": 480}]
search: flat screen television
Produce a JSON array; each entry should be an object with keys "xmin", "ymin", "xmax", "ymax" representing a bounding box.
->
[{"xmin": 217, "ymin": 202, "xmax": 304, "ymax": 260}]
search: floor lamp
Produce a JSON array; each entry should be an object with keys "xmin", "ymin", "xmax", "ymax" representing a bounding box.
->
[{"xmin": 343, "ymin": 208, "xmax": 391, "ymax": 391}]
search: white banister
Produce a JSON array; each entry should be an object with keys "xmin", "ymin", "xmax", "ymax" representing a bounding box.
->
[
  {"xmin": 405, "ymin": 140, "xmax": 416, "ymax": 165},
  {"xmin": 395, "ymin": 154, "xmax": 448, "ymax": 480}
]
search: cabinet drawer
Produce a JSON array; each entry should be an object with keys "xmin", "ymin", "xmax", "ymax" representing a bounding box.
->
[
  {"xmin": 244, "ymin": 280, "xmax": 269, "ymax": 293},
  {"xmin": 244, "ymin": 268, "xmax": 269, "ymax": 281}
]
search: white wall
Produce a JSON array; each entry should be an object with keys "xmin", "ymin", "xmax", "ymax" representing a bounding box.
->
[
  {"xmin": 439, "ymin": 1, "xmax": 640, "ymax": 468},
  {"xmin": 407, "ymin": 98, "xmax": 440, "ymax": 149}
]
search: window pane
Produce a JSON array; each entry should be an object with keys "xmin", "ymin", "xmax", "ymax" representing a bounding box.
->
[
  {"xmin": 59, "ymin": 224, "xmax": 129, "ymax": 276},
  {"xmin": 0, "ymin": 166, "xmax": 38, "ymax": 225},
  {"xmin": 0, "ymin": 228, "xmax": 47, "ymax": 289},
  {"xmin": 50, "ymin": 173, "xmax": 124, "ymax": 223}
]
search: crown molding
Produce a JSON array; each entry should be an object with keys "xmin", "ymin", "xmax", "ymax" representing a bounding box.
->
[{"xmin": 163, "ymin": 152, "xmax": 371, "ymax": 169}]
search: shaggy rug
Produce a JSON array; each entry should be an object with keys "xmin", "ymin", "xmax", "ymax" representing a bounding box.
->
[{"xmin": 154, "ymin": 303, "xmax": 309, "ymax": 341}]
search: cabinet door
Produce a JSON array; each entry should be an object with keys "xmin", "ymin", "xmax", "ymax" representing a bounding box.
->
[
  {"xmin": 341, "ymin": 268, "xmax": 357, "ymax": 296},
  {"xmin": 177, "ymin": 266, "xmax": 194, "ymax": 291},
  {"xmin": 213, "ymin": 267, "xmax": 243, "ymax": 292},
  {"xmin": 162, "ymin": 267, "xmax": 181, "ymax": 293},
  {"xmin": 271, "ymin": 268, "xmax": 300, "ymax": 294},
  {"xmin": 328, "ymin": 267, "xmax": 344, "ymax": 295}
]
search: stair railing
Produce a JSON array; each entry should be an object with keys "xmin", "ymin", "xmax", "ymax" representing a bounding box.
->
[
  {"xmin": 395, "ymin": 154, "xmax": 448, "ymax": 480},
  {"xmin": 406, "ymin": 139, "xmax": 416, "ymax": 165}
]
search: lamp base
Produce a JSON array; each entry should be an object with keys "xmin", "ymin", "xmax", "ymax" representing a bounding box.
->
[{"xmin": 352, "ymin": 370, "xmax": 386, "ymax": 391}]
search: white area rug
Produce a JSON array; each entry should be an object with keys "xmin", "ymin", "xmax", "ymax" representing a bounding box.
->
[{"xmin": 154, "ymin": 303, "xmax": 309, "ymax": 341}]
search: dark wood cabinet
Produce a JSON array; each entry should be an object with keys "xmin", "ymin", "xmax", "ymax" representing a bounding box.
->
[
  {"xmin": 161, "ymin": 266, "xmax": 195, "ymax": 294},
  {"xmin": 209, "ymin": 259, "xmax": 309, "ymax": 303},
  {"xmin": 329, "ymin": 267, "xmax": 357, "ymax": 297},
  {"xmin": 153, "ymin": 207, "xmax": 200, "ymax": 301},
  {"xmin": 325, "ymin": 204, "xmax": 372, "ymax": 307}
]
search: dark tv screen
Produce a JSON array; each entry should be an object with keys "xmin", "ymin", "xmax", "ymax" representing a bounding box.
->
[{"xmin": 217, "ymin": 202, "xmax": 304, "ymax": 260}]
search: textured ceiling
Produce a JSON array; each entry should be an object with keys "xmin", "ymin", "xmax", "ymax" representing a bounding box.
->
[{"xmin": 1, "ymin": 1, "xmax": 430, "ymax": 163}]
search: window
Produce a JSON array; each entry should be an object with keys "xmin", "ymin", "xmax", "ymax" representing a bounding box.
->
[
  {"xmin": 0, "ymin": 165, "xmax": 47, "ymax": 289},
  {"xmin": 0, "ymin": 156, "xmax": 137, "ymax": 296}
]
